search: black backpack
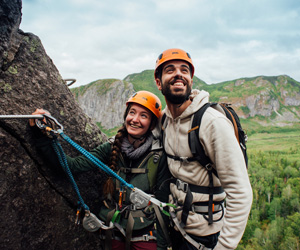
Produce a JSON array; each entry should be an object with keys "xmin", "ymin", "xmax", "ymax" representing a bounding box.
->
[
  {"xmin": 187, "ymin": 102, "xmax": 248, "ymax": 169},
  {"xmin": 161, "ymin": 102, "xmax": 248, "ymax": 225},
  {"xmin": 162, "ymin": 102, "xmax": 248, "ymax": 169}
]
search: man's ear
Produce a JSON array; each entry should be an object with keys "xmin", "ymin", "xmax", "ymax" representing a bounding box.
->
[{"xmin": 155, "ymin": 78, "xmax": 162, "ymax": 91}]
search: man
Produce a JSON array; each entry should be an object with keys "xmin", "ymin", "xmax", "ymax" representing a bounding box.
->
[{"xmin": 154, "ymin": 48, "xmax": 253, "ymax": 250}]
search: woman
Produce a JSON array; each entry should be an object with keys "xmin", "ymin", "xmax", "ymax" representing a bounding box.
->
[{"xmin": 30, "ymin": 91, "xmax": 171, "ymax": 250}]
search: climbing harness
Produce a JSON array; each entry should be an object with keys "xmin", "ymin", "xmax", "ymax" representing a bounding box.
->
[
  {"xmin": 0, "ymin": 114, "xmax": 173, "ymax": 232},
  {"xmin": 169, "ymin": 210, "xmax": 213, "ymax": 250}
]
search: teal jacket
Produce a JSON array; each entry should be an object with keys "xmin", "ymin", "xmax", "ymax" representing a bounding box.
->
[{"xmin": 34, "ymin": 130, "xmax": 171, "ymax": 249}]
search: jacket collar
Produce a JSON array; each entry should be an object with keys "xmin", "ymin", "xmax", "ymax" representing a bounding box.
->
[{"xmin": 164, "ymin": 89, "xmax": 210, "ymax": 120}]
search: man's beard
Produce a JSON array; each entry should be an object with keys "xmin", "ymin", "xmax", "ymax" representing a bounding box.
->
[{"xmin": 161, "ymin": 79, "xmax": 192, "ymax": 105}]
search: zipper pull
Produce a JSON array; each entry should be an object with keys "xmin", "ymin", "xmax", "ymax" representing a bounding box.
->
[{"xmin": 118, "ymin": 185, "xmax": 124, "ymax": 209}]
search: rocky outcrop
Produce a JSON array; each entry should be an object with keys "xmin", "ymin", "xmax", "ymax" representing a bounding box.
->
[
  {"xmin": 218, "ymin": 76, "xmax": 300, "ymax": 125},
  {"xmin": 284, "ymin": 93, "xmax": 300, "ymax": 106},
  {"xmin": 0, "ymin": 1, "xmax": 106, "ymax": 249},
  {"xmin": 74, "ymin": 74, "xmax": 300, "ymax": 129},
  {"xmin": 75, "ymin": 79, "xmax": 135, "ymax": 129},
  {"xmin": 245, "ymin": 92, "xmax": 280, "ymax": 118}
]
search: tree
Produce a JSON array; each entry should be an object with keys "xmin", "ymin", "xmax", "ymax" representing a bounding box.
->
[
  {"xmin": 268, "ymin": 198, "xmax": 281, "ymax": 220},
  {"xmin": 286, "ymin": 213, "xmax": 300, "ymax": 240}
]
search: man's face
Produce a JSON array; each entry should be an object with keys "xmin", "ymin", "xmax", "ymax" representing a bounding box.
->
[{"xmin": 156, "ymin": 60, "xmax": 193, "ymax": 104}]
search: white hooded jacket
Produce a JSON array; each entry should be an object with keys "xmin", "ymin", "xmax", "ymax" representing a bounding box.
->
[{"xmin": 163, "ymin": 89, "xmax": 253, "ymax": 250}]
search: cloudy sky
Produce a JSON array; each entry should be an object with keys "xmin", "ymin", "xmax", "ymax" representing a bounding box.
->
[{"xmin": 20, "ymin": 0, "xmax": 300, "ymax": 88}]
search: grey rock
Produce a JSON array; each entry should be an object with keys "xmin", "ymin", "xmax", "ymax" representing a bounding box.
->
[
  {"xmin": 76, "ymin": 79, "xmax": 135, "ymax": 129},
  {"xmin": 0, "ymin": 0, "xmax": 107, "ymax": 249}
]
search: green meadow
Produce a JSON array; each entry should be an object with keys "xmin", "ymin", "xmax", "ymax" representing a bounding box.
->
[
  {"xmin": 238, "ymin": 123, "xmax": 300, "ymax": 249},
  {"xmin": 247, "ymin": 130, "xmax": 300, "ymax": 163}
]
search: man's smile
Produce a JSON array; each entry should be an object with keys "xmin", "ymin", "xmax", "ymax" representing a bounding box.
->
[{"xmin": 170, "ymin": 78, "xmax": 187, "ymax": 86}]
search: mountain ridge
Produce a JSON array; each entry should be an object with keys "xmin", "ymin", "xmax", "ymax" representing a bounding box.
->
[{"xmin": 71, "ymin": 71, "xmax": 300, "ymax": 134}]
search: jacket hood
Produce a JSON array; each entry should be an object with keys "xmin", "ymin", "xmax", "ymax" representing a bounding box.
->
[{"xmin": 164, "ymin": 89, "xmax": 209, "ymax": 119}]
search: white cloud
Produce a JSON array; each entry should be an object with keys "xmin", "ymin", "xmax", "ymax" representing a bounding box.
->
[{"xmin": 20, "ymin": 0, "xmax": 300, "ymax": 87}]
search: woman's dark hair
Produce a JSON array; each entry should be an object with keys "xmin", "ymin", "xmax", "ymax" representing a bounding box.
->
[{"xmin": 102, "ymin": 124, "xmax": 127, "ymax": 198}]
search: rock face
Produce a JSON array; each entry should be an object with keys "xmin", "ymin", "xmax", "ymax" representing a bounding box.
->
[
  {"xmin": 75, "ymin": 79, "xmax": 135, "ymax": 129},
  {"xmin": 73, "ymin": 73, "xmax": 300, "ymax": 130},
  {"xmin": 0, "ymin": 1, "xmax": 107, "ymax": 249},
  {"xmin": 214, "ymin": 75, "xmax": 300, "ymax": 125}
]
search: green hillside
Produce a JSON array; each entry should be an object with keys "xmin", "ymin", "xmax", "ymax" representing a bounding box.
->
[
  {"xmin": 124, "ymin": 69, "xmax": 208, "ymax": 109},
  {"xmin": 201, "ymin": 75, "xmax": 300, "ymax": 103},
  {"xmin": 71, "ymin": 78, "xmax": 122, "ymax": 99}
]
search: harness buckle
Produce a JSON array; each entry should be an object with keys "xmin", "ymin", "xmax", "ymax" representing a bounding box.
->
[
  {"xmin": 205, "ymin": 163, "xmax": 212, "ymax": 171},
  {"xmin": 122, "ymin": 168, "xmax": 131, "ymax": 174},
  {"xmin": 130, "ymin": 204, "xmax": 137, "ymax": 210},
  {"xmin": 142, "ymin": 234, "xmax": 150, "ymax": 241},
  {"xmin": 179, "ymin": 157, "xmax": 190, "ymax": 163},
  {"xmin": 176, "ymin": 179, "xmax": 189, "ymax": 192}
]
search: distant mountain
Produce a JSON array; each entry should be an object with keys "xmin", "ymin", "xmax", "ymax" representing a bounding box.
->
[
  {"xmin": 71, "ymin": 71, "xmax": 300, "ymax": 133},
  {"xmin": 200, "ymin": 75, "xmax": 300, "ymax": 125}
]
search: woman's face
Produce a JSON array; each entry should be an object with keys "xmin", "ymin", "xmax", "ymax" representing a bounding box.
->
[{"xmin": 125, "ymin": 103, "xmax": 152, "ymax": 138}]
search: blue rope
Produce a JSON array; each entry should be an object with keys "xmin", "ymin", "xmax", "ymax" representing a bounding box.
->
[
  {"xmin": 51, "ymin": 139, "xmax": 89, "ymax": 211},
  {"xmin": 50, "ymin": 129, "xmax": 135, "ymax": 211},
  {"xmin": 56, "ymin": 130, "xmax": 134, "ymax": 189}
]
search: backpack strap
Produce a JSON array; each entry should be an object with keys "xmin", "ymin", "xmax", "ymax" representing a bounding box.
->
[
  {"xmin": 162, "ymin": 111, "xmax": 211, "ymax": 164},
  {"xmin": 169, "ymin": 211, "xmax": 213, "ymax": 250},
  {"xmin": 187, "ymin": 102, "xmax": 220, "ymax": 224},
  {"xmin": 153, "ymin": 205, "xmax": 172, "ymax": 247},
  {"xmin": 220, "ymin": 103, "xmax": 239, "ymax": 142},
  {"xmin": 188, "ymin": 102, "xmax": 219, "ymax": 178},
  {"xmin": 220, "ymin": 103, "xmax": 248, "ymax": 167},
  {"xmin": 161, "ymin": 113, "xmax": 167, "ymax": 126},
  {"xmin": 147, "ymin": 151, "xmax": 162, "ymax": 191},
  {"xmin": 119, "ymin": 167, "xmax": 148, "ymax": 174},
  {"xmin": 161, "ymin": 113, "xmax": 167, "ymax": 147}
]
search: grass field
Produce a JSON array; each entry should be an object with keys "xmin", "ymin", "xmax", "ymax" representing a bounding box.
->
[{"xmin": 247, "ymin": 130, "xmax": 300, "ymax": 162}]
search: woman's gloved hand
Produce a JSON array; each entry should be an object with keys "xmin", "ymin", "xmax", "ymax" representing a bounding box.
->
[
  {"xmin": 29, "ymin": 108, "xmax": 51, "ymax": 127},
  {"xmin": 29, "ymin": 108, "xmax": 54, "ymax": 139}
]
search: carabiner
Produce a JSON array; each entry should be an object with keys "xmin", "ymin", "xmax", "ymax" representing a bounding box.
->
[{"xmin": 35, "ymin": 114, "xmax": 64, "ymax": 133}]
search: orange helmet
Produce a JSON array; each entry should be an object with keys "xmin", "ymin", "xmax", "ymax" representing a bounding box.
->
[
  {"xmin": 154, "ymin": 48, "xmax": 194, "ymax": 78},
  {"xmin": 126, "ymin": 91, "xmax": 162, "ymax": 118}
]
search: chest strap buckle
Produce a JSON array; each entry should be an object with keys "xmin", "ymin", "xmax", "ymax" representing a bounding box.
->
[{"xmin": 176, "ymin": 179, "xmax": 189, "ymax": 192}]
